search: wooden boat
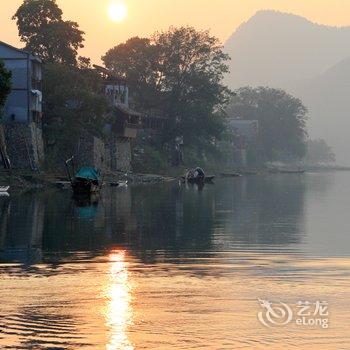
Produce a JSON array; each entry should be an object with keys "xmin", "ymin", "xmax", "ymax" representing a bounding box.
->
[
  {"xmin": 181, "ymin": 175, "xmax": 215, "ymax": 184},
  {"xmin": 193, "ymin": 175, "xmax": 215, "ymax": 183},
  {"xmin": 71, "ymin": 167, "xmax": 102, "ymax": 194},
  {"xmin": 65, "ymin": 157, "xmax": 102, "ymax": 194},
  {"xmin": 0, "ymin": 186, "xmax": 9, "ymax": 192},
  {"xmin": 182, "ymin": 167, "xmax": 215, "ymax": 184}
]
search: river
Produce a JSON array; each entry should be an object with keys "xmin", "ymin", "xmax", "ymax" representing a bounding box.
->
[{"xmin": 0, "ymin": 172, "xmax": 349, "ymax": 349}]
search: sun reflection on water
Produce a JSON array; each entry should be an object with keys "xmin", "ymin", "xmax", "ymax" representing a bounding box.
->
[{"xmin": 106, "ymin": 250, "xmax": 134, "ymax": 350}]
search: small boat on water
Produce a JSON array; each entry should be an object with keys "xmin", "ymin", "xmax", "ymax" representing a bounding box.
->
[
  {"xmin": 182, "ymin": 167, "xmax": 215, "ymax": 184},
  {"xmin": 71, "ymin": 167, "xmax": 103, "ymax": 194},
  {"xmin": 65, "ymin": 157, "xmax": 103, "ymax": 194},
  {"xmin": 184, "ymin": 175, "xmax": 215, "ymax": 184}
]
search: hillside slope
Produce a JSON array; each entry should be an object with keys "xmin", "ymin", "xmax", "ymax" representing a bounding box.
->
[{"xmin": 225, "ymin": 10, "xmax": 350, "ymax": 164}]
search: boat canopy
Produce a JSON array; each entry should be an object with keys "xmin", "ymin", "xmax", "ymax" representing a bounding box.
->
[{"xmin": 74, "ymin": 167, "xmax": 101, "ymax": 181}]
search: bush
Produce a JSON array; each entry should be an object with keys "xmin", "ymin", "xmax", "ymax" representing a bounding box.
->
[{"xmin": 132, "ymin": 145, "xmax": 169, "ymax": 174}]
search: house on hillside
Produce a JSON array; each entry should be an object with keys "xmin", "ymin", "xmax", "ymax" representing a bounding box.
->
[
  {"xmin": 0, "ymin": 41, "xmax": 44, "ymax": 170},
  {"xmin": 103, "ymin": 73, "xmax": 142, "ymax": 172},
  {"xmin": 70, "ymin": 66, "xmax": 164, "ymax": 173}
]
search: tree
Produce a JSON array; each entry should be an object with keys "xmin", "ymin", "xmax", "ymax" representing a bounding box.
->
[
  {"xmin": 306, "ymin": 139, "xmax": 335, "ymax": 165},
  {"xmin": 13, "ymin": 0, "xmax": 84, "ymax": 65},
  {"xmin": 43, "ymin": 62, "xmax": 110, "ymax": 165},
  {"xmin": 154, "ymin": 27, "xmax": 231, "ymax": 149},
  {"xmin": 103, "ymin": 27, "xmax": 231, "ymax": 158},
  {"xmin": 102, "ymin": 37, "xmax": 160, "ymax": 111},
  {"xmin": 0, "ymin": 59, "xmax": 12, "ymax": 115},
  {"xmin": 226, "ymin": 87, "xmax": 308, "ymax": 161}
]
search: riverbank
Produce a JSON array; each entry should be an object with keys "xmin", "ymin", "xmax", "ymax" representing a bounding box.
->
[
  {"xmin": 0, "ymin": 169, "xmax": 176, "ymax": 190},
  {"xmin": 0, "ymin": 167, "xmax": 262, "ymax": 190},
  {"xmin": 1, "ymin": 165, "xmax": 349, "ymax": 190}
]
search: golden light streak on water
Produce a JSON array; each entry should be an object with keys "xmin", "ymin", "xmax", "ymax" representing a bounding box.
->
[{"xmin": 105, "ymin": 250, "xmax": 134, "ymax": 350}]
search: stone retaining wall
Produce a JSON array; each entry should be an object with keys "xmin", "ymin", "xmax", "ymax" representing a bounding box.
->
[
  {"xmin": 42, "ymin": 130, "xmax": 133, "ymax": 173},
  {"xmin": 111, "ymin": 136, "xmax": 132, "ymax": 172},
  {"xmin": 3, "ymin": 122, "xmax": 44, "ymax": 170}
]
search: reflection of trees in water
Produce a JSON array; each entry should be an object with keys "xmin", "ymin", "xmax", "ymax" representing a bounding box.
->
[
  {"xmin": 1, "ymin": 174, "xmax": 334, "ymax": 264},
  {"xmin": 304, "ymin": 172, "xmax": 334, "ymax": 195},
  {"xmin": 0, "ymin": 191, "xmax": 44, "ymax": 264},
  {"xmin": 41, "ymin": 184, "xmax": 216, "ymax": 261},
  {"xmin": 42, "ymin": 189, "xmax": 136, "ymax": 254},
  {"xmin": 214, "ymin": 176, "xmax": 308, "ymax": 248},
  {"xmin": 127, "ymin": 183, "xmax": 216, "ymax": 261}
]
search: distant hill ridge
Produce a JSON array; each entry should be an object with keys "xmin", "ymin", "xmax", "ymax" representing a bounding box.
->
[
  {"xmin": 225, "ymin": 10, "xmax": 350, "ymax": 88},
  {"xmin": 224, "ymin": 10, "xmax": 350, "ymax": 165}
]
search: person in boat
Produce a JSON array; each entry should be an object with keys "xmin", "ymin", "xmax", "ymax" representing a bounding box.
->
[
  {"xmin": 185, "ymin": 168, "xmax": 196, "ymax": 180},
  {"xmin": 193, "ymin": 167, "xmax": 205, "ymax": 181}
]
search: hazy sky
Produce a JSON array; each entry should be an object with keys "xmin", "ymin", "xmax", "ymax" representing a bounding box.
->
[{"xmin": 2, "ymin": 0, "xmax": 350, "ymax": 63}]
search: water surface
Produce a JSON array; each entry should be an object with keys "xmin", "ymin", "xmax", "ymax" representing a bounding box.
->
[{"xmin": 0, "ymin": 172, "xmax": 350, "ymax": 349}]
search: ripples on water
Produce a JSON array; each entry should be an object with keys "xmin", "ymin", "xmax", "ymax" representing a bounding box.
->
[{"xmin": 1, "ymin": 173, "xmax": 350, "ymax": 349}]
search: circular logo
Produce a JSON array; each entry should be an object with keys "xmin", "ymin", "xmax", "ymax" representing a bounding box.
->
[{"xmin": 257, "ymin": 299, "xmax": 293, "ymax": 327}]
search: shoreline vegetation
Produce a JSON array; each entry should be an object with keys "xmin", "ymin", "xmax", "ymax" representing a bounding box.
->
[
  {"xmin": 1, "ymin": 1, "xmax": 339, "ymax": 181},
  {"xmin": 1, "ymin": 165, "xmax": 349, "ymax": 191}
]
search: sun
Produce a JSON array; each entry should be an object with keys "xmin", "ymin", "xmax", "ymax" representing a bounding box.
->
[
  {"xmin": 108, "ymin": 2, "xmax": 127, "ymax": 22},
  {"xmin": 108, "ymin": 3, "xmax": 127, "ymax": 22}
]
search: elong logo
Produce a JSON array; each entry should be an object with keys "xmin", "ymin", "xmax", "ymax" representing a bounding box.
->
[{"xmin": 257, "ymin": 299, "xmax": 329, "ymax": 329}]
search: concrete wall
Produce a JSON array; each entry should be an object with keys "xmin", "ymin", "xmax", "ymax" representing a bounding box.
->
[
  {"xmin": 108, "ymin": 135, "xmax": 132, "ymax": 172},
  {"xmin": 2, "ymin": 59, "xmax": 28, "ymax": 123},
  {"xmin": 115, "ymin": 137, "xmax": 131, "ymax": 172},
  {"xmin": 3, "ymin": 122, "xmax": 44, "ymax": 170},
  {"xmin": 1, "ymin": 44, "xmax": 29, "ymax": 123},
  {"xmin": 4, "ymin": 90, "xmax": 28, "ymax": 123},
  {"xmin": 63, "ymin": 133, "xmax": 133, "ymax": 174},
  {"xmin": 75, "ymin": 134, "xmax": 111, "ymax": 172},
  {"xmin": 93, "ymin": 136, "xmax": 110, "ymax": 172},
  {"xmin": 1, "ymin": 42, "xmax": 42, "ymax": 123},
  {"xmin": 30, "ymin": 123, "xmax": 45, "ymax": 165}
]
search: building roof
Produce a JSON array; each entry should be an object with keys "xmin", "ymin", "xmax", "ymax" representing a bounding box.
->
[
  {"xmin": 115, "ymin": 104, "xmax": 144, "ymax": 118},
  {"xmin": 93, "ymin": 64, "xmax": 126, "ymax": 83},
  {"xmin": 0, "ymin": 41, "xmax": 42, "ymax": 63}
]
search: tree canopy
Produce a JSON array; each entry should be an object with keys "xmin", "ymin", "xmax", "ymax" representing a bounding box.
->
[
  {"xmin": 13, "ymin": 0, "xmax": 85, "ymax": 65},
  {"xmin": 103, "ymin": 27, "xmax": 231, "ymax": 153},
  {"xmin": 43, "ymin": 62, "xmax": 110, "ymax": 166},
  {"xmin": 0, "ymin": 59, "xmax": 12, "ymax": 117},
  {"xmin": 102, "ymin": 37, "xmax": 159, "ymax": 111},
  {"xmin": 306, "ymin": 139, "xmax": 335, "ymax": 165},
  {"xmin": 227, "ymin": 87, "xmax": 308, "ymax": 161}
]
